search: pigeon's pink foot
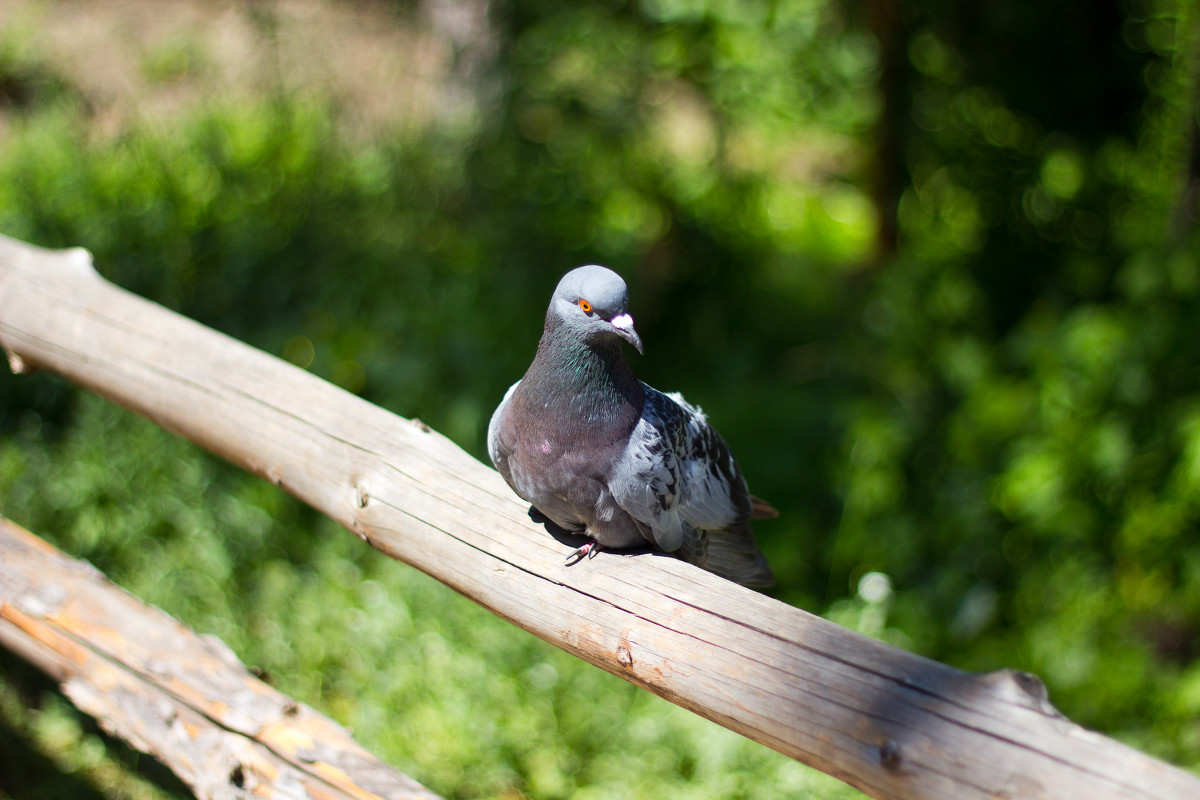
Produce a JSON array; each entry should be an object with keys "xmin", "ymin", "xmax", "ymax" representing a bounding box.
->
[{"xmin": 564, "ymin": 540, "xmax": 602, "ymax": 565}]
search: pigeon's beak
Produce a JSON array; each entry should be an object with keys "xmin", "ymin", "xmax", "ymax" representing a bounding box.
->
[{"xmin": 610, "ymin": 313, "xmax": 643, "ymax": 354}]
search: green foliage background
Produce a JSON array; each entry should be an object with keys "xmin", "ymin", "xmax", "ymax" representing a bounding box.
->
[{"xmin": 1, "ymin": 0, "xmax": 1198, "ymax": 797}]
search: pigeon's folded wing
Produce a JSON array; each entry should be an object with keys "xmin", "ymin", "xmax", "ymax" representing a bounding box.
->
[{"xmin": 611, "ymin": 387, "xmax": 751, "ymax": 551}]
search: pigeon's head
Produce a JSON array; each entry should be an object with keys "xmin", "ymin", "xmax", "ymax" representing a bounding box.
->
[{"xmin": 550, "ymin": 265, "xmax": 644, "ymax": 355}]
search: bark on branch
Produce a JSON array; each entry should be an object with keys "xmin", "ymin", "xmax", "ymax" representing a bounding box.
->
[
  {"xmin": 0, "ymin": 516, "xmax": 441, "ymax": 800},
  {"xmin": 1, "ymin": 234, "xmax": 1197, "ymax": 799}
]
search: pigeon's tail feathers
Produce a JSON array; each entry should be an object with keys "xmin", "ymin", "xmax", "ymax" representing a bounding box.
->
[
  {"xmin": 676, "ymin": 525, "xmax": 775, "ymax": 587},
  {"xmin": 704, "ymin": 527, "xmax": 775, "ymax": 587},
  {"xmin": 749, "ymin": 495, "xmax": 778, "ymax": 520}
]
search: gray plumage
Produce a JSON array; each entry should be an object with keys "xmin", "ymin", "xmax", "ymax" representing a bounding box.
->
[{"xmin": 488, "ymin": 265, "xmax": 775, "ymax": 587}]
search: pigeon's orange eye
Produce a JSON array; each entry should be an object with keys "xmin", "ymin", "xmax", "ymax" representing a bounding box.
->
[{"xmin": 579, "ymin": 299, "xmax": 593, "ymax": 313}]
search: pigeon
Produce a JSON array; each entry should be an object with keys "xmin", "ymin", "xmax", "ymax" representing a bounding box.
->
[{"xmin": 487, "ymin": 265, "xmax": 775, "ymax": 587}]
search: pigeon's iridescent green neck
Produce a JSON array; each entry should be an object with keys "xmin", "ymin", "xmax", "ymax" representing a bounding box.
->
[{"xmin": 525, "ymin": 316, "xmax": 644, "ymax": 427}]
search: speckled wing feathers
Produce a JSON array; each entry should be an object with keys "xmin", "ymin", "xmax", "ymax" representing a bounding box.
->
[{"xmin": 611, "ymin": 387, "xmax": 773, "ymax": 586}]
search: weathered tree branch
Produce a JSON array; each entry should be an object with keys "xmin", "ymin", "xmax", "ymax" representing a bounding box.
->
[
  {"xmin": 1, "ymin": 234, "xmax": 1197, "ymax": 799},
  {"xmin": 0, "ymin": 516, "xmax": 442, "ymax": 800}
]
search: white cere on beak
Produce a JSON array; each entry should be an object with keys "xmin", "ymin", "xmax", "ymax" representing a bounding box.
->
[{"xmin": 610, "ymin": 313, "xmax": 644, "ymax": 354}]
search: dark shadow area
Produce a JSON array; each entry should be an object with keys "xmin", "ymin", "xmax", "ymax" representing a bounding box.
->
[
  {"xmin": 0, "ymin": 647, "xmax": 192, "ymax": 799},
  {"xmin": 531, "ymin": 506, "xmax": 657, "ymax": 565}
]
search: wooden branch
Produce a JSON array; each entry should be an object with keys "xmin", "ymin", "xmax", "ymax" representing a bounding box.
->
[
  {"xmin": 1, "ymin": 233, "xmax": 1197, "ymax": 800},
  {"xmin": 0, "ymin": 516, "xmax": 442, "ymax": 800}
]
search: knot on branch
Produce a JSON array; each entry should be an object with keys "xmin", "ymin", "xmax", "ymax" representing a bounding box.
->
[
  {"xmin": 981, "ymin": 668, "xmax": 1063, "ymax": 717},
  {"xmin": 879, "ymin": 740, "xmax": 902, "ymax": 772}
]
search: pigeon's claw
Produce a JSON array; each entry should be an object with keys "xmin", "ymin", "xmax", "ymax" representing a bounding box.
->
[{"xmin": 564, "ymin": 540, "xmax": 602, "ymax": 565}]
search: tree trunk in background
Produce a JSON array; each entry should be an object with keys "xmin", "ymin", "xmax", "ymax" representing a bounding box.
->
[
  {"xmin": 1172, "ymin": 12, "xmax": 1200, "ymax": 241},
  {"xmin": 866, "ymin": 0, "xmax": 906, "ymax": 265}
]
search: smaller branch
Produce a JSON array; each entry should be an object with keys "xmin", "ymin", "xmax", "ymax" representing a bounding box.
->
[{"xmin": 0, "ymin": 516, "xmax": 442, "ymax": 800}]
